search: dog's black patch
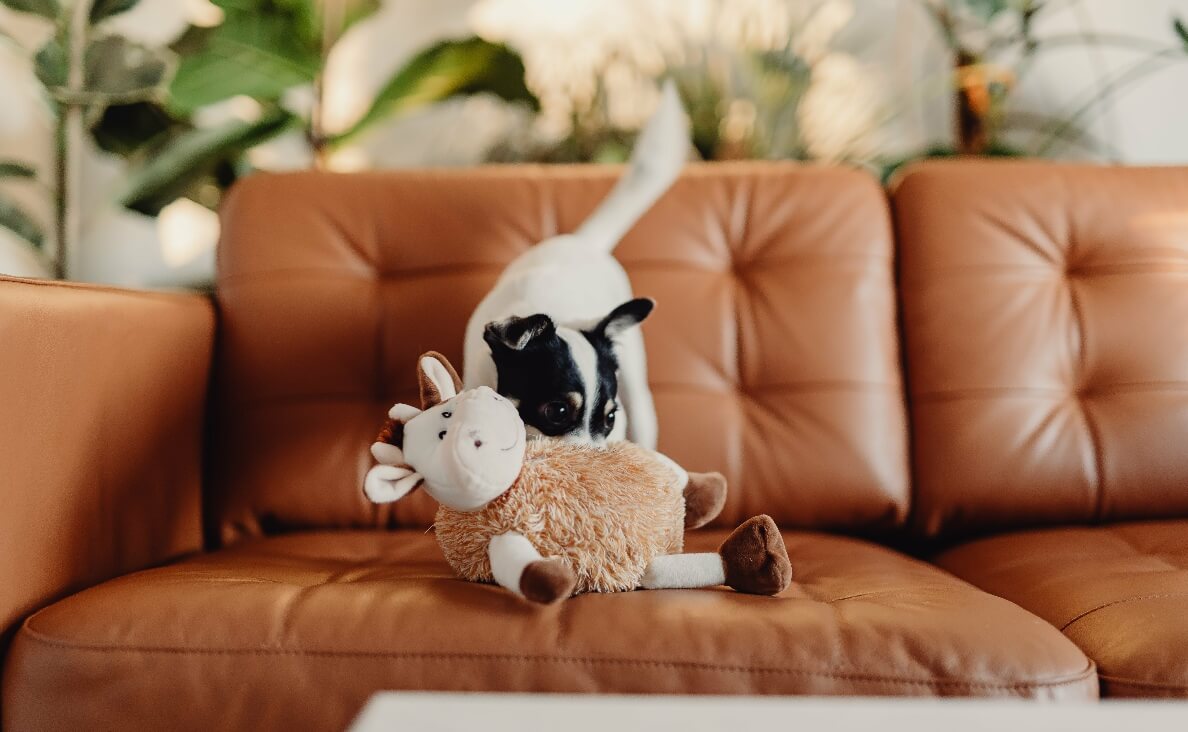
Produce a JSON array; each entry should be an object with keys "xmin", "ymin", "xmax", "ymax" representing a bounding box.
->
[
  {"xmin": 579, "ymin": 298, "xmax": 654, "ymax": 439},
  {"xmin": 485, "ymin": 316, "xmax": 587, "ymax": 438},
  {"xmin": 484, "ymin": 299, "xmax": 655, "ymax": 442},
  {"xmin": 580, "ymin": 328, "xmax": 620, "ymax": 440}
]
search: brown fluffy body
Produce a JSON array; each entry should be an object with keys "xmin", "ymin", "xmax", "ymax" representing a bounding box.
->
[{"xmin": 434, "ymin": 440, "xmax": 686, "ymax": 593}]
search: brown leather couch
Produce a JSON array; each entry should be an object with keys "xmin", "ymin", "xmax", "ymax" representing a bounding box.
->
[{"xmin": 3, "ymin": 160, "xmax": 1187, "ymax": 730}]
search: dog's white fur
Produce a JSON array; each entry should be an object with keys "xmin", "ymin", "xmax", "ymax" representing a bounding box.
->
[{"xmin": 462, "ymin": 81, "xmax": 689, "ymax": 449}]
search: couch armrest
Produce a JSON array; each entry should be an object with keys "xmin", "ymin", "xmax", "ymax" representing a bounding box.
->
[{"xmin": 0, "ymin": 276, "xmax": 214, "ymax": 646}]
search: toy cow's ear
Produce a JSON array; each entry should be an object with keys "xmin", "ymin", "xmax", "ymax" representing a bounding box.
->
[
  {"xmin": 364, "ymin": 465, "xmax": 423, "ymax": 504},
  {"xmin": 418, "ymin": 351, "xmax": 462, "ymax": 408}
]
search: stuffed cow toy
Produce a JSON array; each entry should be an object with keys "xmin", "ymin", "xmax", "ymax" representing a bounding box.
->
[{"xmin": 364, "ymin": 352, "xmax": 792, "ymax": 604}]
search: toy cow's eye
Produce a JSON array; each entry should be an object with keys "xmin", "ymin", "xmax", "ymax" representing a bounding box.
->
[
  {"xmin": 438, "ymin": 430, "xmax": 447, "ymax": 440},
  {"xmin": 442, "ymin": 411, "xmax": 451, "ymax": 418}
]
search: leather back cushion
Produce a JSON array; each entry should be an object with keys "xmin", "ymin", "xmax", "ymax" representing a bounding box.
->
[
  {"xmin": 211, "ymin": 163, "xmax": 907, "ymax": 543},
  {"xmin": 895, "ymin": 161, "xmax": 1188, "ymax": 537}
]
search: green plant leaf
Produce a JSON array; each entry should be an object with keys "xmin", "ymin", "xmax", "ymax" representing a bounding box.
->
[
  {"xmin": 334, "ymin": 37, "xmax": 538, "ymax": 145},
  {"xmin": 0, "ymin": 160, "xmax": 37, "ymax": 178},
  {"xmin": 90, "ymin": 0, "xmax": 139, "ymax": 23},
  {"xmin": 85, "ymin": 35, "xmax": 174, "ymax": 101},
  {"xmin": 0, "ymin": 0, "xmax": 60, "ymax": 21},
  {"xmin": 168, "ymin": 1, "xmax": 321, "ymax": 114},
  {"xmin": 962, "ymin": 0, "xmax": 1009, "ymax": 21},
  {"xmin": 0, "ymin": 193, "xmax": 45, "ymax": 249},
  {"xmin": 118, "ymin": 106, "xmax": 297, "ymax": 213},
  {"xmin": 1174, "ymin": 17, "xmax": 1188, "ymax": 49},
  {"xmin": 33, "ymin": 39, "xmax": 67, "ymax": 89}
]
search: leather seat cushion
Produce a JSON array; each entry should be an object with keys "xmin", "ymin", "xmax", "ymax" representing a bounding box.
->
[
  {"xmin": 4, "ymin": 531, "xmax": 1094, "ymax": 731},
  {"xmin": 935, "ymin": 519, "xmax": 1188, "ymax": 698}
]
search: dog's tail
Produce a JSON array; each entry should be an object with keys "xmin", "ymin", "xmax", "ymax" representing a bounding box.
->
[{"xmin": 575, "ymin": 80, "xmax": 689, "ymax": 253}]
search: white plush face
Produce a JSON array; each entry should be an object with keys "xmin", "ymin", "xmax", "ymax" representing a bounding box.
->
[
  {"xmin": 365, "ymin": 354, "xmax": 528, "ymax": 511},
  {"xmin": 404, "ymin": 385, "xmax": 526, "ymax": 511}
]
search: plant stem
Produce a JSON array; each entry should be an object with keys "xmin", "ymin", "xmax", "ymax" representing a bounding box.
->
[
  {"xmin": 1033, "ymin": 48, "xmax": 1184, "ymax": 155},
  {"xmin": 52, "ymin": 103, "xmax": 68, "ymax": 279},
  {"xmin": 990, "ymin": 32, "xmax": 1175, "ymax": 56},
  {"xmin": 310, "ymin": 0, "xmax": 347, "ymax": 169},
  {"xmin": 52, "ymin": 0, "xmax": 91, "ymax": 280}
]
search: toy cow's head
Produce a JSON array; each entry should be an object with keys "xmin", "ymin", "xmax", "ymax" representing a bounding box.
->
[{"xmin": 364, "ymin": 352, "xmax": 527, "ymax": 512}]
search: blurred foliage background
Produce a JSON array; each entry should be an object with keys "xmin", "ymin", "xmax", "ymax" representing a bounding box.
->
[{"xmin": 0, "ymin": 0, "xmax": 1186, "ymax": 284}]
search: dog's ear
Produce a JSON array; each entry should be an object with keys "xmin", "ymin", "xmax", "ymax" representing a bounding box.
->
[
  {"xmin": 419, "ymin": 352, "xmax": 461, "ymax": 408},
  {"xmin": 593, "ymin": 298, "xmax": 655, "ymax": 340},
  {"xmin": 483, "ymin": 314, "xmax": 556, "ymax": 351}
]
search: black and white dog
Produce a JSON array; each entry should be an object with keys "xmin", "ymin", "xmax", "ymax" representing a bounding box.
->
[{"xmin": 462, "ymin": 82, "xmax": 688, "ymax": 449}]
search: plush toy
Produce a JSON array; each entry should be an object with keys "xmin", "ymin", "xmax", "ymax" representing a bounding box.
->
[{"xmin": 363, "ymin": 351, "xmax": 792, "ymax": 604}]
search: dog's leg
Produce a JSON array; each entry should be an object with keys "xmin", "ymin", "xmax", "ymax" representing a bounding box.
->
[
  {"xmin": 616, "ymin": 328, "xmax": 658, "ymax": 449},
  {"xmin": 488, "ymin": 532, "xmax": 576, "ymax": 604}
]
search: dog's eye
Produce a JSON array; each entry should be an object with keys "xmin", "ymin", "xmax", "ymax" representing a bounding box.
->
[
  {"xmin": 438, "ymin": 430, "xmax": 447, "ymax": 440},
  {"xmin": 539, "ymin": 400, "xmax": 570, "ymax": 425},
  {"xmin": 606, "ymin": 409, "xmax": 616, "ymax": 429},
  {"xmin": 442, "ymin": 411, "xmax": 451, "ymax": 418}
]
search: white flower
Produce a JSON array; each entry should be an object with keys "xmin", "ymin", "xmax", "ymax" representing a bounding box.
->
[{"xmin": 798, "ymin": 53, "xmax": 882, "ymax": 162}]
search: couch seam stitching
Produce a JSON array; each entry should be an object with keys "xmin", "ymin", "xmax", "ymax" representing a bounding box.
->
[
  {"xmin": 1098, "ymin": 674, "xmax": 1188, "ymax": 692},
  {"xmin": 1, "ymin": 275, "xmax": 211, "ymax": 305},
  {"xmin": 1060, "ymin": 591, "xmax": 1188, "ymax": 631},
  {"xmin": 15, "ymin": 628, "xmax": 1096, "ymax": 691}
]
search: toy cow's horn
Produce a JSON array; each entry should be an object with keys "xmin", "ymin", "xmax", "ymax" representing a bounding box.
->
[{"xmin": 418, "ymin": 351, "xmax": 462, "ymax": 408}]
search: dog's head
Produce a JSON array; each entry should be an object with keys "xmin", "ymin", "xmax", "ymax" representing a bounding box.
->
[{"xmin": 482, "ymin": 298, "xmax": 654, "ymax": 445}]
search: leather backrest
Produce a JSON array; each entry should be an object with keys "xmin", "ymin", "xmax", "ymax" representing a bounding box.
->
[
  {"xmin": 211, "ymin": 163, "xmax": 907, "ymax": 543},
  {"xmin": 895, "ymin": 161, "xmax": 1188, "ymax": 537}
]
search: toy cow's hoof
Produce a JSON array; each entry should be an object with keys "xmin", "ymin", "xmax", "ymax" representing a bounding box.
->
[
  {"xmin": 683, "ymin": 472, "xmax": 727, "ymax": 529},
  {"xmin": 719, "ymin": 514, "xmax": 792, "ymax": 595},
  {"xmin": 520, "ymin": 558, "xmax": 577, "ymax": 604}
]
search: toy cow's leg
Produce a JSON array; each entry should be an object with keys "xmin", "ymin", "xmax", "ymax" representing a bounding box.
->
[
  {"xmin": 683, "ymin": 472, "xmax": 727, "ymax": 529},
  {"xmin": 650, "ymin": 452, "xmax": 727, "ymax": 529},
  {"xmin": 488, "ymin": 532, "xmax": 577, "ymax": 605},
  {"xmin": 640, "ymin": 553, "xmax": 726, "ymax": 589},
  {"xmin": 640, "ymin": 515, "xmax": 792, "ymax": 596}
]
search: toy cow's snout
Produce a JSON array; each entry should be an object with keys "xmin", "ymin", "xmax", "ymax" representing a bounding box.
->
[
  {"xmin": 445, "ymin": 386, "xmax": 523, "ymax": 465},
  {"xmin": 410, "ymin": 384, "xmax": 527, "ymax": 512}
]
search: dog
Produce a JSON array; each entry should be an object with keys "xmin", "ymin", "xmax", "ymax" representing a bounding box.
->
[{"xmin": 462, "ymin": 81, "xmax": 689, "ymax": 449}]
